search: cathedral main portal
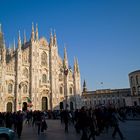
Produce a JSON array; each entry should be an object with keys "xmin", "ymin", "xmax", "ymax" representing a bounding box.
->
[
  {"xmin": 22, "ymin": 102, "xmax": 27, "ymax": 111},
  {"xmin": 60, "ymin": 102, "xmax": 64, "ymax": 110},
  {"xmin": 42, "ymin": 97, "xmax": 48, "ymax": 111},
  {"xmin": 7, "ymin": 102, "xmax": 12, "ymax": 112}
]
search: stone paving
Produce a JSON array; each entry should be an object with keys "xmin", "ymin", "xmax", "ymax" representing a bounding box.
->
[{"xmin": 14, "ymin": 119, "xmax": 140, "ymax": 140}]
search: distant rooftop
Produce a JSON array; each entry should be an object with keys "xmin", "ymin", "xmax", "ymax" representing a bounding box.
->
[
  {"xmin": 129, "ymin": 70, "xmax": 140, "ymax": 75},
  {"xmin": 83, "ymin": 88, "xmax": 130, "ymax": 95}
]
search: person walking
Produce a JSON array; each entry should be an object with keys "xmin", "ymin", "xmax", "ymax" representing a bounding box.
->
[
  {"xmin": 36, "ymin": 111, "xmax": 42, "ymax": 135},
  {"xmin": 79, "ymin": 107, "xmax": 89, "ymax": 140},
  {"xmin": 16, "ymin": 111, "xmax": 23, "ymax": 139},
  {"xmin": 63, "ymin": 109, "xmax": 69, "ymax": 133},
  {"xmin": 111, "ymin": 109, "xmax": 125, "ymax": 140},
  {"xmin": 41, "ymin": 116, "xmax": 47, "ymax": 132}
]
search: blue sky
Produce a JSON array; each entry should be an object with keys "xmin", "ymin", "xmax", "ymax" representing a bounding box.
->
[{"xmin": 0, "ymin": 0, "xmax": 140, "ymax": 90}]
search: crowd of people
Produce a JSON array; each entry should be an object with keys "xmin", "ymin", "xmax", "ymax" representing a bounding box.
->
[{"xmin": 0, "ymin": 106, "xmax": 140, "ymax": 139}]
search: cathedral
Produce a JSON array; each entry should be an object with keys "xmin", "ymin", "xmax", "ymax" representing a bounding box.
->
[{"xmin": 0, "ymin": 23, "xmax": 81, "ymax": 112}]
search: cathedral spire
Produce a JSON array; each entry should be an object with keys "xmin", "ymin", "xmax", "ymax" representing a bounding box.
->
[
  {"xmin": 18, "ymin": 30, "xmax": 21, "ymax": 49},
  {"xmin": 31, "ymin": 22, "xmax": 34, "ymax": 42},
  {"xmin": 1, "ymin": 38, "xmax": 6, "ymax": 63},
  {"xmin": 35, "ymin": 23, "xmax": 39, "ymax": 40},
  {"xmin": 76, "ymin": 57, "xmax": 80, "ymax": 73},
  {"xmin": 74, "ymin": 57, "xmax": 77, "ymax": 72},
  {"xmin": 63, "ymin": 47, "xmax": 68, "ymax": 69},
  {"xmin": 83, "ymin": 80, "xmax": 87, "ymax": 92},
  {"xmin": 13, "ymin": 38, "xmax": 16, "ymax": 51},
  {"xmin": 0, "ymin": 23, "xmax": 2, "ymax": 33},
  {"xmin": 32, "ymin": 22, "xmax": 34, "ymax": 32},
  {"xmin": 64, "ymin": 47, "xmax": 68, "ymax": 61},
  {"xmin": 3, "ymin": 38, "xmax": 6, "ymax": 49},
  {"xmin": 24, "ymin": 30, "xmax": 26, "ymax": 44},
  {"xmin": 49, "ymin": 28, "xmax": 53, "ymax": 47},
  {"xmin": 0, "ymin": 23, "xmax": 4, "ymax": 49},
  {"xmin": 53, "ymin": 29, "xmax": 57, "ymax": 46}
]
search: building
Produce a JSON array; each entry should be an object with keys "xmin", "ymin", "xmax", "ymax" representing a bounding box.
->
[
  {"xmin": 0, "ymin": 23, "xmax": 81, "ymax": 112},
  {"xmin": 82, "ymin": 81, "xmax": 131, "ymax": 108},
  {"xmin": 126, "ymin": 70, "xmax": 140, "ymax": 106}
]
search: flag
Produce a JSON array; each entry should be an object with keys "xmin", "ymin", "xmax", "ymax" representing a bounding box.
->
[
  {"xmin": 27, "ymin": 97, "xmax": 32, "ymax": 103},
  {"xmin": 27, "ymin": 97, "xmax": 33, "ymax": 108}
]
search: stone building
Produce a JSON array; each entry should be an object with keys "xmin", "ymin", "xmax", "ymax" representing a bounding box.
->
[
  {"xmin": 82, "ymin": 81, "xmax": 131, "ymax": 108},
  {"xmin": 129, "ymin": 70, "xmax": 140, "ymax": 96},
  {"xmin": 0, "ymin": 23, "xmax": 81, "ymax": 112},
  {"xmin": 126, "ymin": 70, "xmax": 140, "ymax": 106}
]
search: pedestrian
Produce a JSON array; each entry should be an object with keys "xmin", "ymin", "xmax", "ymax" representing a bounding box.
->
[
  {"xmin": 41, "ymin": 117, "xmax": 47, "ymax": 132},
  {"xmin": 111, "ymin": 109, "xmax": 125, "ymax": 140},
  {"xmin": 88, "ymin": 112, "xmax": 98, "ymax": 140},
  {"xmin": 62, "ymin": 110, "xmax": 69, "ymax": 133},
  {"xmin": 16, "ymin": 111, "xmax": 23, "ymax": 139},
  {"xmin": 79, "ymin": 106, "xmax": 89, "ymax": 140},
  {"xmin": 36, "ymin": 111, "xmax": 42, "ymax": 135}
]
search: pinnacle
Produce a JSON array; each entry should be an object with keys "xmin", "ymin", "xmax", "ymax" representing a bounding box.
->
[{"xmin": 0, "ymin": 23, "xmax": 2, "ymax": 33}]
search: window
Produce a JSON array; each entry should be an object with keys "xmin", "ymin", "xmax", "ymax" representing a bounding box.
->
[
  {"xmin": 136, "ymin": 75, "xmax": 139, "ymax": 85},
  {"xmin": 138, "ymin": 86, "xmax": 140, "ymax": 95},
  {"xmin": 130, "ymin": 76, "xmax": 133, "ymax": 85},
  {"xmin": 113, "ymin": 99, "xmax": 115, "ymax": 104},
  {"xmin": 90, "ymin": 101, "xmax": 92, "ymax": 105},
  {"xmin": 60, "ymin": 87, "xmax": 63, "ymax": 94},
  {"xmin": 42, "ymin": 74, "xmax": 47, "ymax": 83},
  {"xmin": 69, "ymin": 87, "xmax": 73, "ymax": 94},
  {"xmin": 118, "ymin": 99, "xmax": 120, "ymax": 103},
  {"xmin": 41, "ymin": 52, "xmax": 47, "ymax": 66},
  {"xmin": 23, "ymin": 85, "xmax": 27, "ymax": 93},
  {"xmin": 23, "ymin": 68, "xmax": 28, "ymax": 78},
  {"xmin": 132, "ymin": 87, "xmax": 136, "ymax": 95},
  {"xmin": 8, "ymin": 83, "xmax": 13, "ymax": 93}
]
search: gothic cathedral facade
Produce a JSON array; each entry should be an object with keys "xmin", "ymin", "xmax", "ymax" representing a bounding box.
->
[{"xmin": 0, "ymin": 24, "xmax": 81, "ymax": 112}]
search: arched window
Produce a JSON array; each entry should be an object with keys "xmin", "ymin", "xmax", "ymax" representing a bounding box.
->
[
  {"xmin": 60, "ymin": 87, "xmax": 63, "ymax": 94},
  {"xmin": 41, "ymin": 52, "xmax": 47, "ymax": 66},
  {"xmin": 138, "ymin": 86, "xmax": 140, "ymax": 95},
  {"xmin": 42, "ymin": 74, "xmax": 47, "ymax": 83},
  {"xmin": 130, "ymin": 76, "xmax": 133, "ymax": 85},
  {"xmin": 69, "ymin": 87, "xmax": 73, "ymax": 94},
  {"xmin": 132, "ymin": 87, "xmax": 136, "ymax": 95},
  {"xmin": 23, "ymin": 68, "xmax": 28, "ymax": 78},
  {"xmin": 8, "ymin": 83, "xmax": 13, "ymax": 93},
  {"xmin": 136, "ymin": 75, "xmax": 139, "ymax": 85},
  {"xmin": 23, "ymin": 85, "xmax": 28, "ymax": 93}
]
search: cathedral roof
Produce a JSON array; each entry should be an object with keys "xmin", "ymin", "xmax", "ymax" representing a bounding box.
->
[{"xmin": 39, "ymin": 37, "xmax": 49, "ymax": 47}]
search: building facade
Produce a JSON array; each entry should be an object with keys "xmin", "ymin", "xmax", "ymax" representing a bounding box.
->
[
  {"xmin": 129, "ymin": 70, "xmax": 140, "ymax": 96},
  {"xmin": 126, "ymin": 70, "xmax": 140, "ymax": 106},
  {"xmin": 0, "ymin": 24, "xmax": 81, "ymax": 112},
  {"xmin": 82, "ymin": 81, "xmax": 131, "ymax": 108}
]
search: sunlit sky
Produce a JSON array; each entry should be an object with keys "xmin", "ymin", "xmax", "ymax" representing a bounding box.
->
[{"xmin": 0, "ymin": 0, "xmax": 140, "ymax": 90}]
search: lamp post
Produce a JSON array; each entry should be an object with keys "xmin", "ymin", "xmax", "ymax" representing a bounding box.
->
[{"xmin": 64, "ymin": 68, "xmax": 68, "ymax": 109}]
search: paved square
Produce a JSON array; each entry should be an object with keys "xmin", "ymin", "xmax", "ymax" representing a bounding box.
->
[{"xmin": 13, "ymin": 119, "xmax": 140, "ymax": 140}]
